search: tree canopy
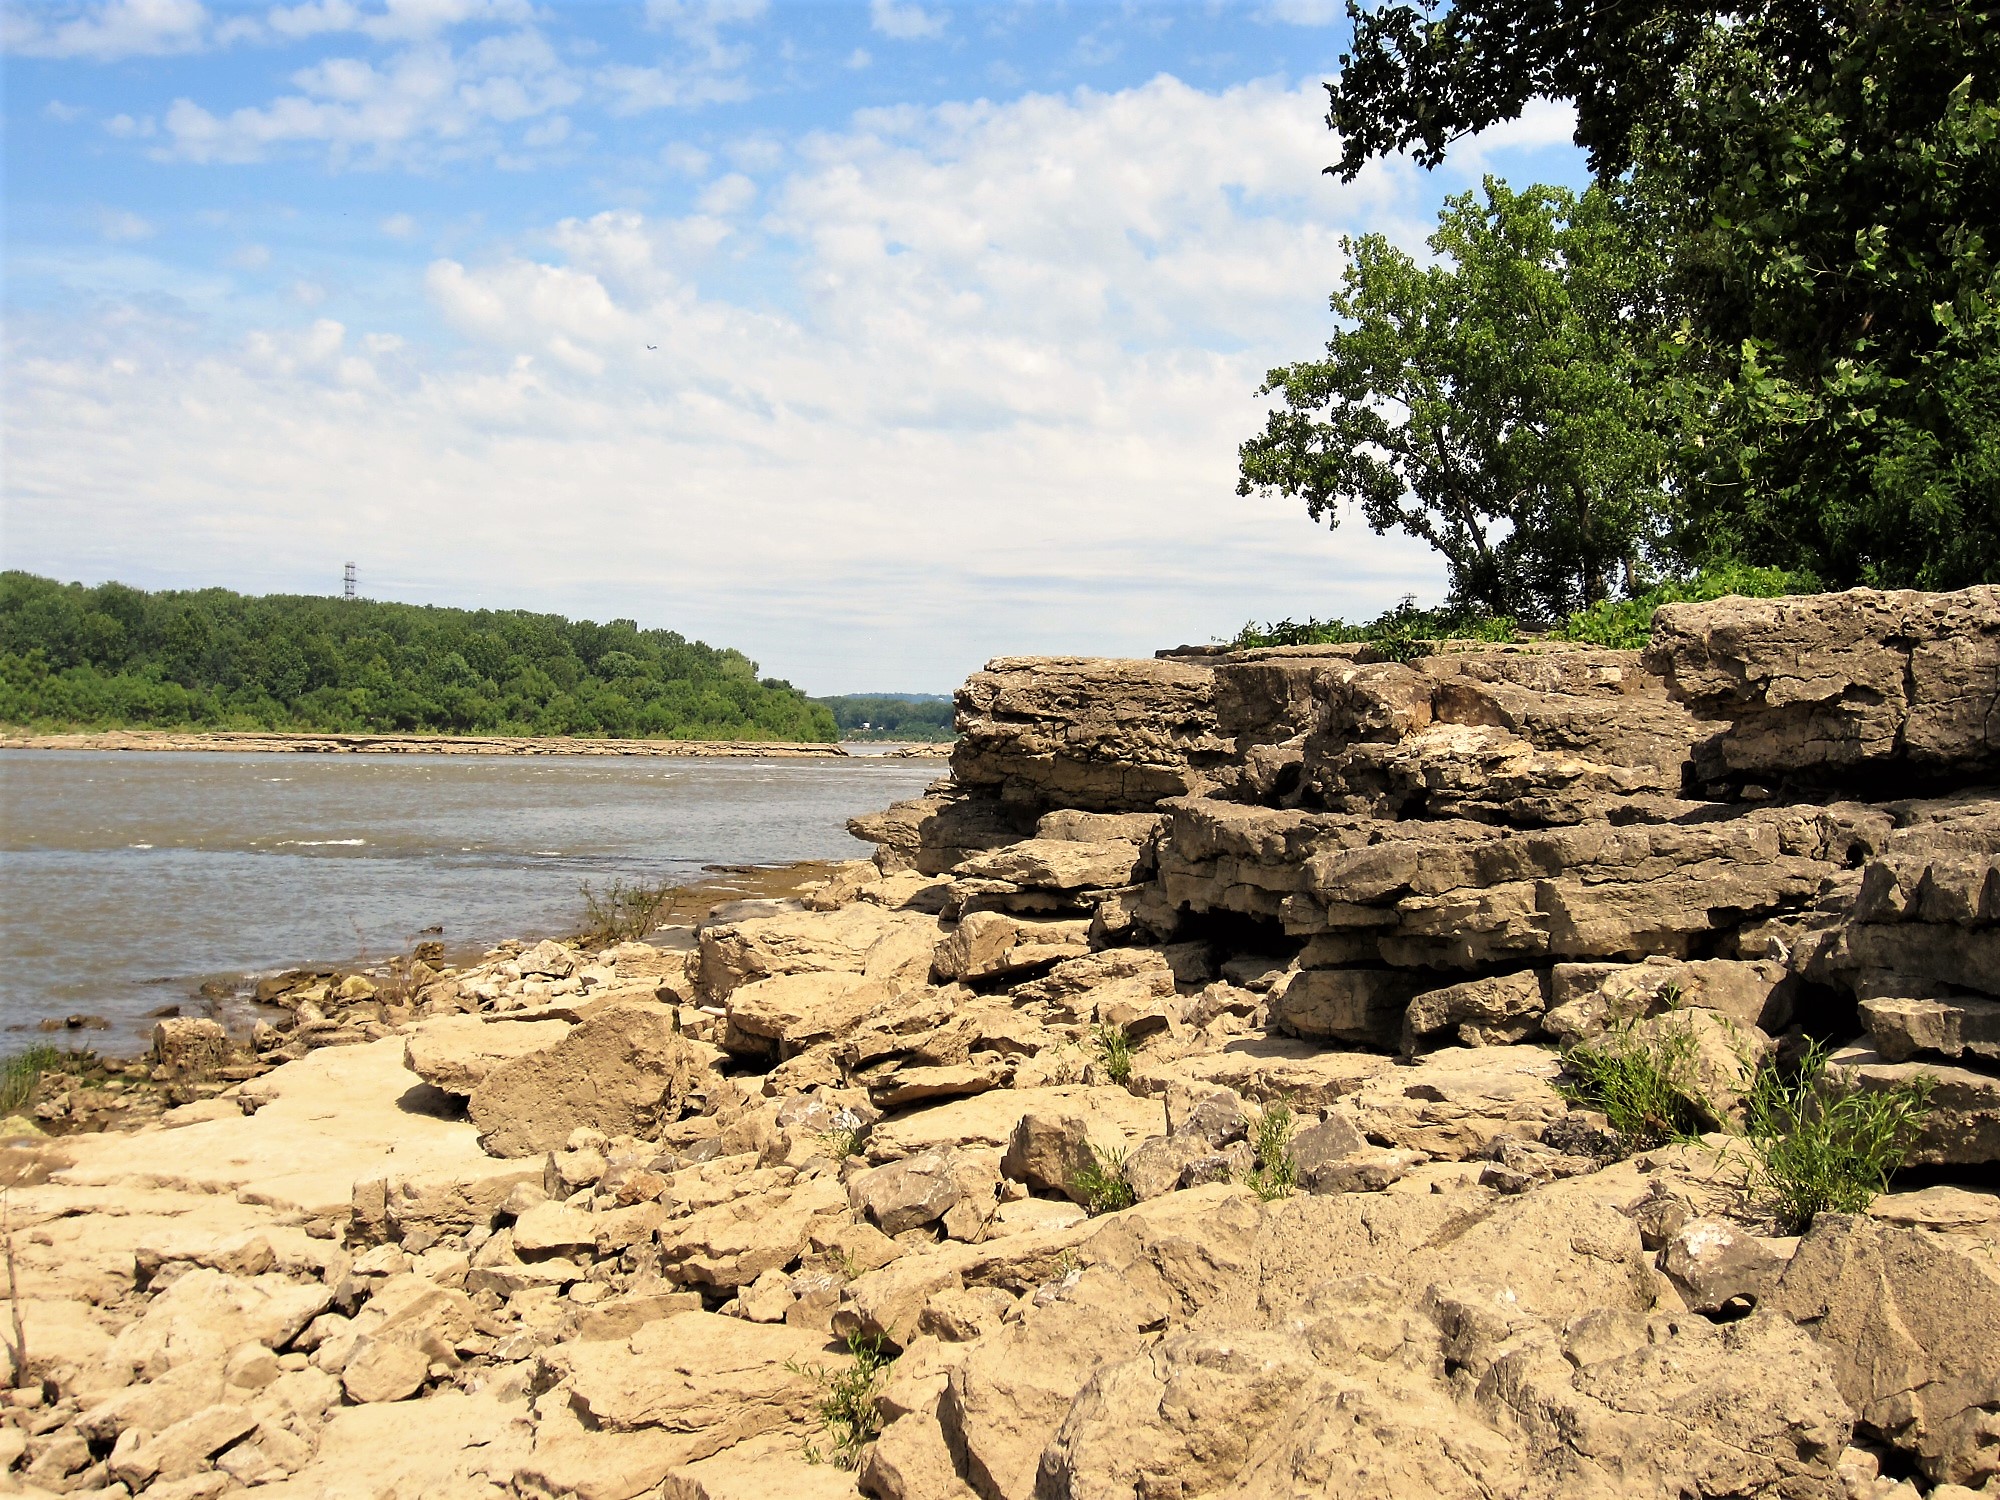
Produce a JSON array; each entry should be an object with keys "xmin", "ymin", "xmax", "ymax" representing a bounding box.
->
[
  {"xmin": 0, "ymin": 573, "xmax": 838, "ymax": 742},
  {"xmin": 1304, "ymin": 0, "xmax": 1999, "ymax": 595},
  {"xmin": 1239, "ymin": 181, "xmax": 1677, "ymax": 621}
]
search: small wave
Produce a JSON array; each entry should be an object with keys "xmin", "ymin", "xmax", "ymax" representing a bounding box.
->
[
  {"xmin": 274, "ymin": 838, "xmax": 367, "ymax": 847},
  {"xmin": 128, "ymin": 842, "xmax": 153, "ymax": 849},
  {"xmin": 532, "ymin": 850, "xmax": 566, "ymax": 857}
]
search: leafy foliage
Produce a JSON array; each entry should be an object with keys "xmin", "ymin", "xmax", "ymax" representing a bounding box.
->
[
  {"xmin": 1557, "ymin": 563, "xmax": 1817, "ymax": 649},
  {"xmin": 1742, "ymin": 1041, "xmax": 1934, "ymax": 1231},
  {"xmin": 577, "ymin": 879, "xmax": 674, "ymax": 947},
  {"xmin": 1232, "ymin": 597, "xmax": 1517, "ymax": 653},
  {"xmin": 1243, "ymin": 1098, "xmax": 1299, "ymax": 1201},
  {"xmin": 813, "ymin": 694, "xmax": 955, "ymax": 742},
  {"xmin": 1557, "ymin": 1017, "xmax": 1709, "ymax": 1151},
  {"xmin": 1071, "ymin": 1143, "xmax": 1137, "ymax": 1216},
  {"xmin": 1091, "ymin": 1021, "xmax": 1134, "ymax": 1087},
  {"xmin": 789, "ymin": 1332, "xmax": 892, "ymax": 1469},
  {"xmin": 1323, "ymin": 0, "xmax": 2000, "ymax": 593},
  {"xmin": 0, "ymin": 572, "xmax": 837, "ymax": 741},
  {"xmin": 1239, "ymin": 181, "xmax": 1678, "ymax": 621}
]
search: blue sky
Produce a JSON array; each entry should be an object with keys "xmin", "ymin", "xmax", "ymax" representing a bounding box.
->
[{"xmin": 4, "ymin": 0, "xmax": 1586, "ymax": 693}]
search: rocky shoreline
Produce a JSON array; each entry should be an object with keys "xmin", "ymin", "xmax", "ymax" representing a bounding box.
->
[
  {"xmin": 0, "ymin": 731, "xmax": 853, "ymax": 758},
  {"xmin": 1, "ymin": 584, "xmax": 1996, "ymax": 1500}
]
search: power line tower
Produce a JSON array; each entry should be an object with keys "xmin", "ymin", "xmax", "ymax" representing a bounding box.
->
[{"xmin": 343, "ymin": 563, "xmax": 357, "ymax": 601}]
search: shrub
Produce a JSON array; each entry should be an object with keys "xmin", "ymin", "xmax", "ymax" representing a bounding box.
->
[
  {"xmin": 0, "ymin": 1045, "xmax": 63, "ymax": 1115},
  {"xmin": 1243, "ymin": 1097, "xmax": 1299, "ymax": 1201},
  {"xmin": 1556, "ymin": 1017, "xmax": 1709, "ymax": 1151},
  {"xmin": 1743, "ymin": 1041, "xmax": 1934, "ymax": 1232},
  {"xmin": 1091, "ymin": 1021, "xmax": 1134, "ymax": 1087},
  {"xmin": 578, "ymin": 877, "xmax": 674, "ymax": 946},
  {"xmin": 1230, "ymin": 597, "xmax": 1518, "ymax": 653},
  {"xmin": 1071, "ymin": 1144, "xmax": 1136, "ymax": 1216},
  {"xmin": 1556, "ymin": 563, "xmax": 1816, "ymax": 650},
  {"xmin": 789, "ymin": 1331, "xmax": 892, "ymax": 1469}
]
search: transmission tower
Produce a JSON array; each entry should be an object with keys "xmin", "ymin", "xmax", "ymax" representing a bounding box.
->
[{"xmin": 343, "ymin": 562, "xmax": 357, "ymax": 600}]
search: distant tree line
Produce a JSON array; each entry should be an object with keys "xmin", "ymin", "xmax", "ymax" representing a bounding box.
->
[
  {"xmin": 0, "ymin": 573, "xmax": 838, "ymax": 742},
  {"xmin": 813, "ymin": 694, "xmax": 955, "ymax": 741}
]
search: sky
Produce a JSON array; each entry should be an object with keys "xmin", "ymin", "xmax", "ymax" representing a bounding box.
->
[{"xmin": 2, "ymin": 0, "xmax": 1587, "ymax": 694}]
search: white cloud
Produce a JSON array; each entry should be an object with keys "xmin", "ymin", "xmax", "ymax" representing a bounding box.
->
[
  {"xmin": 44, "ymin": 100, "xmax": 89, "ymax": 122},
  {"xmin": 380, "ymin": 212, "xmax": 418, "ymax": 237},
  {"xmin": 869, "ymin": 0, "xmax": 946, "ymax": 41},
  {"xmin": 229, "ymin": 243, "xmax": 273, "ymax": 269},
  {"xmin": 695, "ymin": 172, "xmax": 758, "ymax": 215},
  {"xmin": 97, "ymin": 208, "xmax": 156, "ymax": 240},
  {"xmin": 1263, "ymin": 0, "xmax": 1342, "ymax": 22},
  {"xmin": 661, "ymin": 142, "xmax": 713, "ymax": 176},
  {"xmin": 7, "ymin": 76, "xmax": 1457, "ymax": 691},
  {"xmin": 157, "ymin": 29, "xmax": 583, "ymax": 165},
  {"xmin": 846, "ymin": 47, "xmax": 871, "ymax": 69},
  {"xmin": 1446, "ymin": 98, "xmax": 1581, "ymax": 175},
  {"xmin": 3, "ymin": 0, "xmax": 209, "ymax": 60}
]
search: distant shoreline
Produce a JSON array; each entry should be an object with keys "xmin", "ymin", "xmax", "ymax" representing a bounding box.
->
[{"xmin": 0, "ymin": 728, "xmax": 854, "ymax": 758}]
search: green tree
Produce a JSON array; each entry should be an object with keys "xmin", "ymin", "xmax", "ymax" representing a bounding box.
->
[
  {"xmin": 1239, "ymin": 180, "xmax": 1675, "ymax": 620},
  {"xmin": 1325, "ymin": 0, "xmax": 2000, "ymax": 589}
]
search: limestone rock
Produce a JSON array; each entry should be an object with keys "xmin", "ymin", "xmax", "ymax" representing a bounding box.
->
[
  {"xmin": 998, "ymin": 1113, "xmax": 1095, "ymax": 1199},
  {"xmin": 153, "ymin": 1017, "xmax": 228, "ymax": 1084},
  {"xmin": 931, "ymin": 911, "xmax": 1092, "ymax": 983},
  {"xmin": 1647, "ymin": 585, "xmax": 2000, "ymax": 782},
  {"xmin": 1860, "ymin": 990, "xmax": 2000, "ymax": 1065},
  {"xmin": 402, "ymin": 1014, "xmax": 571, "ymax": 1096},
  {"xmin": 469, "ymin": 1005, "xmax": 713, "ymax": 1158},
  {"xmin": 698, "ymin": 902, "xmax": 943, "ymax": 1001},
  {"xmin": 1827, "ymin": 1047, "xmax": 2000, "ymax": 1166},
  {"xmin": 558, "ymin": 1310, "xmax": 828, "ymax": 1436},
  {"xmin": 1402, "ymin": 969, "xmax": 1547, "ymax": 1052},
  {"xmin": 1658, "ymin": 1217, "xmax": 1787, "ymax": 1314},
  {"xmin": 951, "ymin": 838, "xmax": 1148, "ymax": 892},
  {"xmin": 722, "ymin": 971, "xmax": 891, "ymax": 1058},
  {"xmin": 1773, "ymin": 1212, "xmax": 2000, "ymax": 1484},
  {"xmin": 1345, "ymin": 1045, "xmax": 1568, "ymax": 1159},
  {"xmin": 1270, "ymin": 967, "xmax": 1423, "ymax": 1049},
  {"xmin": 849, "ymin": 1149, "xmax": 965, "ymax": 1235}
]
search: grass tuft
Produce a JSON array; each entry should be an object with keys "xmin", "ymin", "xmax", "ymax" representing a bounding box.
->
[
  {"xmin": 0, "ymin": 1046, "xmax": 64, "ymax": 1116},
  {"xmin": 1556, "ymin": 1017, "xmax": 1708, "ymax": 1152},
  {"xmin": 1071, "ymin": 1143, "xmax": 1136, "ymax": 1216},
  {"xmin": 1243, "ymin": 1097, "xmax": 1299, "ymax": 1201},
  {"xmin": 789, "ymin": 1331, "xmax": 892, "ymax": 1469},
  {"xmin": 1091, "ymin": 1021, "xmax": 1134, "ymax": 1087},
  {"xmin": 1742, "ymin": 1040, "xmax": 1934, "ymax": 1232}
]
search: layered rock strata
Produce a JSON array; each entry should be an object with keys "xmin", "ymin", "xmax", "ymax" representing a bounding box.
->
[{"xmin": 4, "ymin": 584, "xmax": 1995, "ymax": 1500}]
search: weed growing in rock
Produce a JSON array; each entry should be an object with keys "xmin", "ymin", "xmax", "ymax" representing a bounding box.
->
[
  {"xmin": 1557, "ymin": 1018, "xmax": 1708, "ymax": 1151},
  {"xmin": 1071, "ymin": 1144, "xmax": 1136, "ymax": 1215},
  {"xmin": 818, "ymin": 1122, "xmax": 867, "ymax": 1162},
  {"xmin": 1244, "ymin": 1097, "xmax": 1299, "ymax": 1200},
  {"xmin": 1091, "ymin": 1022, "xmax": 1134, "ymax": 1086},
  {"xmin": 578, "ymin": 878, "xmax": 674, "ymax": 946},
  {"xmin": 0, "ymin": 1045, "xmax": 63, "ymax": 1115},
  {"xmin": 789, "ymin": 1331, "xmax": 891, "ymax": 1469},
  {"xmin": 1743, "ymin": 1041, "xmax": 1934, "ymax": 1232}
]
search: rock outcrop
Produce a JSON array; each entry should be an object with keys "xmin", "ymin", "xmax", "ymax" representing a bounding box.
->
[{"xmin": 8, "ymin": 584, "xmax": 1996, "ymax": 1499}]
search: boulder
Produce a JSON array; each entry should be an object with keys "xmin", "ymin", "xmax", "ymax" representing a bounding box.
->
[
  {"xmin": 721, "ymin": 971, "xmax": 891, "ymax": 1058},
  {"xmin": 998, "ymin": 1113, "xmax": 1095, "ymax": 1199},
  {"xmin": 557, "ymin": 1311, "xmax": 829, "ymax": 1437},
  {"xmin": 1401, "ymin": 969, "xmax": 1547, "ymax": 1052},
  {"xmin": 1773, "ymin": 1212, "xmax": 2000, "ymax": 1485},
  {"xmin": 1827, "ymin": 1047, "xmax": 2000, "ymax": 1166},
  {"xmin": 657, "ymin": 1174, "xmax": 846, "ymax": 1291},
  {"xmin": 1270, "ymin": 967, "xmax": 1423, "ymax": 1049},
  {"xmin": 931, "ymin": 911, "xmax": 1092, "ymax": 983},
  {"xmin": 1658, "ymin": 1218, "xmax": 1787, "ymax": 1314},
  {"xmin": 469, "ymin": 1005, "xmax": 713, "ymax": 1158},
  {"xmin": 153, "ymin": 1017, "xmax": 228, "ymax": 1083},
  {"xmin": 402, "ymin": 1015, "xmax": 571, "ymax": 1096},
  {"xmin": 1345, "ymin": 1045, "xmax": 1568, "ymax": 1159},
  {"xmin": 1646, "ymin": 585, "xmax": 2000, "ymax": 783},
  {"xmin": 848, "ymin": 1150, "xmax": 965, "ymax": 1235},
  {"xmin": 697, "ymin": 903, "xmax": 942, "ymax": 1001},
  {"xmin": 1860, "ymin": 990, "xmax": 2000, "ymax": 1065},
  {"xmin": 951, "ymin": 655, "xmax": 1227, "ymax": 813},
  {"xmin": 951, "ymin": 838, "xmax": 1148, "ymax": 892}
]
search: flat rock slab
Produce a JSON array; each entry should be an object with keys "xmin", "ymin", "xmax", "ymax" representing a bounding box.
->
[
  {"xmin": 404, "ymin": 1015, "xmax": 573, "ymax": 1096},
  {"xmin": 866, "ymin": 1086, "xmax": 1164, "ymax": 1163},
  {"xmin": 54, "ymin": 1037, "xmax": 513, "ymax": 1220},
  {"xmin": 560, "ymin": 1311, "xmax": 832, "ymax": 1435},
  {"xmin": 248, "ymin": 1390, "xmax": 534, "ymax": 1500},
  {"xmin": 1130, "ymin": 1036, "xmax": 1397, "ymax": 1111}
]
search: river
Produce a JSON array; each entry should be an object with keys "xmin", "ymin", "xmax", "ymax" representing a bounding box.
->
[{"xmin": 0, "ymin": 749, "xmax": 940, "ymax": 1049}]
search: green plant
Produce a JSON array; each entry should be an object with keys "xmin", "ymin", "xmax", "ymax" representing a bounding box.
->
[
  {"xmin": 1230, "ymin": 598, "xmax": 1518, "ymax": 652},
  {"xmin": 1243, "ymin": 1097, "xmax": 1299, "ymax": 1200},
  {"xmin": 1742, "ymin": 1041, "xmax": 1934, "ymax": 1232},
  {"xmin": 1070, "ymin": 1144, "xmax": 1136, "ymax": 1216},
  {"xmin": 1557, "ymin": 1018, "xmax": 1709, "ymax": 1151},
  {"xmin": 1557, "ymin": 563, "xmax": 1817, "ymax": 649},
  {"xmin": 0, "ymin": 1046, "xmax": 62, "ymax": 1115},
  {"xmin": 788, "ymin": 1331, "xmax": 892, "ymax": 1469},
  {"xmin": 578, "ymin": 878, "xmax": 674, "ymax": 946},
  {"xmin": 1091, "ymin": 1022, "xmax": 1134, "ymax": 1087}
]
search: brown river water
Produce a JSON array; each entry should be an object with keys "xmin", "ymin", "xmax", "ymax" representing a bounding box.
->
[{"xmin": 0, "ymin": 748, "xmax": 939, "ymax": 1050}]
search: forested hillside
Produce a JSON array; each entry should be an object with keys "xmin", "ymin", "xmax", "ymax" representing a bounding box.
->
[
  {"xmin": 813, "ymin": 694, "xmax": 955, "ymax": 741},
  {"xmin": 0, "ymin": 574, "xmax": 837, "ymax": 741}
]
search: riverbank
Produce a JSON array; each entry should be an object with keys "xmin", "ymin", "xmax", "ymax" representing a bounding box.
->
[
  {"xmin": 0, "ymin": 729, "xmax": 848, "ymax": 757},
  {"xmin": 1, "ymin": 585, "xmax": 1995, "ymax": 1498}
]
